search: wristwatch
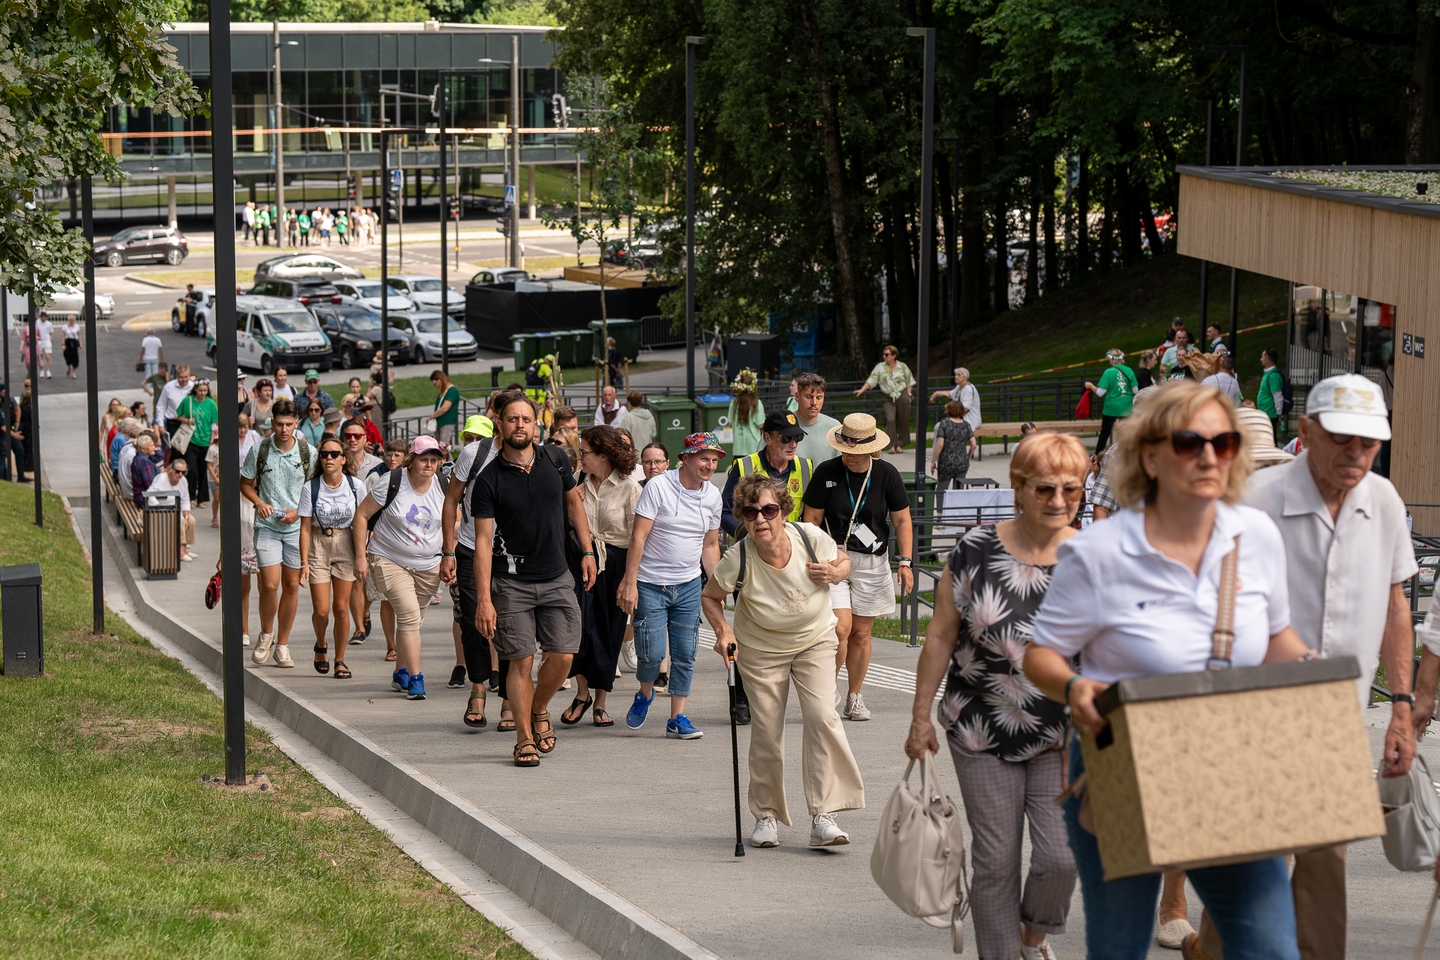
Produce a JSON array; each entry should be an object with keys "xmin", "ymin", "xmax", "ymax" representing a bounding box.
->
[{"xmin": 1394, "ymin": 693, "xmax": 1415, "ymax": 706}]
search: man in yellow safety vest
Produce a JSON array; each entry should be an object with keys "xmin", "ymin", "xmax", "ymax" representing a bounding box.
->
[{"xmin": 720, "ymin": 411, "xmax": 813, "ymax": 538}]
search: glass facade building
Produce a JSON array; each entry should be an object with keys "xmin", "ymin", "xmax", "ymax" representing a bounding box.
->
[
  {"xmin": 1288, "ymin": 284, "xmax": 1396, "ymax": 408},
  {"xmin": 71, "ymin": 22, "xmax": 574, "ymax": 223}
]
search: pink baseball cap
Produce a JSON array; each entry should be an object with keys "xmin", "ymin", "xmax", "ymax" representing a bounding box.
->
[{"xmin": 410, "ymin": 435, "xmax": 445, "ymax": 456}]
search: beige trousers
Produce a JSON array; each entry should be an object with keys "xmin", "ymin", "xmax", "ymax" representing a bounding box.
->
[
  {"xmin": 735, "ymin": 630, "xmax": 865, "ymax": 826},
  {"xmin": 1196, "ymin": 843, "xmax": 1346, "ymax": 960}
]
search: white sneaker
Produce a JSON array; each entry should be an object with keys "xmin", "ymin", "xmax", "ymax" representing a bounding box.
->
[
  {"xmin": 620, "ymin": 639, "xmax": 638, "ymax": 672},
  {"xmin": 810, "ymin": 813, "xmax": 849, "ymax": 847},
  {"xmin": 274, "ymin": 644, "xmax": 295, "ymax": 668},
  {"xmin": 560, "ymin": 676, "xmax": 572, "ymax": 690},
  {"xmin": 251, "ymin": 632, "xmax": 275, "ymax": 664},
  {"xmin": 242, "ymin": 633, "xmax": 251, "ymax": 647},
  {"xmin": 1021, "ymin": 939, "xmax": 1060, "ymax": 960},
  {"xmin": 844, "ymin": 692, "xmax": 871, "ymax": 721},
  {"xmin": 1156, "ymin": 917, "xmax": 1196, "ymax": 949},
  {"xmin": 751, "ymin": 816, "xmax": 780, "ymax": 848}
]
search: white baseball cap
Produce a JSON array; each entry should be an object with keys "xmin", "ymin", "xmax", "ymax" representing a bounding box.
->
[{"xmin": 1306, "ymin": 374, "xmax": 1390, "ymax": 441}]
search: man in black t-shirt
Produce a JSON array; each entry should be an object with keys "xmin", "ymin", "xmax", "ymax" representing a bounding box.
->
[
  {"xmin": 801, "ymin": 413, "xmax": 914, "ymax": 723},
  {"xmin": 472, "ymin": 394, "xmax": 597, "ymax": 766}
]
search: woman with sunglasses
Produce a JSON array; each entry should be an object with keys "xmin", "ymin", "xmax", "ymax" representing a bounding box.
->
[
  {"xmin": 299, "ymin": 436, "xmax": 366, "ymax": 678},
  {"xmin": 906, "ymin": 431, "xmax": 1088, "ymax": 960},
  {"xmin": 1023, "ymin": 381, "xmax": 1310, "ymax": 960},
  {"xmin": 703, "ymin": 474, "xmax": 861, "ymax": 848},
  {"xmin": 853, "ymin": 344, "xmax": 915, "ymax": 453}
]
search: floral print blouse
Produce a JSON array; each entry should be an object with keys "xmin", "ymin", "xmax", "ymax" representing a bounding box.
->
[
  {"xmin": 941, "ymin": 525, "xmax": 1067, "ymax": 761},
  {"xmin": 864, "ymin": 361, "xmax": 916, "ymax": 401}
]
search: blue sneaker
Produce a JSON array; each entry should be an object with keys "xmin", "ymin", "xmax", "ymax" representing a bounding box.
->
[
  {"xmin": 666, "ymin": 713, "xmax": 703, "ymax": 740},
  {"xmin": 406, "ymin": 672, "xmax": 427, "ymax": 700},
  {"xmin": 626, "ymin": 689, "xmax": 655, "ymax": 729},
  {"xmin": 391, "ymin": 667, "xmax": 410, "ymax": 692}
]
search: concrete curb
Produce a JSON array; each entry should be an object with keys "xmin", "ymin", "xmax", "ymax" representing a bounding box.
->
[
  {"xmin": 124, "ymin": 273, "xmax": 183, "ymax": 290},
  {"xmin": 96, "ymin": 502, "xmax": 719, "ymax": 960}
]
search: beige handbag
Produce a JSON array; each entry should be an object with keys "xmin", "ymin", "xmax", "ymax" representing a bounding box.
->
[{"xmin": 870, "ymin": 752, "xmax": 970, "ymax": 952}]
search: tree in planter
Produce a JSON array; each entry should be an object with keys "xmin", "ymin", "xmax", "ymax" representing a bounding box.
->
[{"xmin": 541, "ymin": 76, "xmax": 654, "ymax": 399}]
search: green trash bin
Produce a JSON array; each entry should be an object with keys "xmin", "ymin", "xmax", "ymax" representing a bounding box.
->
[
  {"xmin": 648, "ymin": 396, "xmax": 696, "ymax": 466},
  {"xmin": 695, "ymin": 392, "xmax": 735, "ymax": 471},
  {"xmin": 589, "ymin": 318, "xmax": 642, "ymax": 363},
  {"xmin": 511, "ymin": 333, "xmax": 540, "ymax": 372},
  {"xmin": 530, "ymin": 332, "xmax": 560, "ymax": 365},
  {"xmin": 562, "ymin": 329, "xmax": 591, "ymax": 370}
]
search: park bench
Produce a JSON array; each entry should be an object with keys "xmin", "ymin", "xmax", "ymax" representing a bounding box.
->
[
  {"xmin": 100, "ymin": 464, "xmax": 145, "ymax": 552},
  {"xmin": 974, "ymin": 419, "xmax": 1102, "ymax": 457}
]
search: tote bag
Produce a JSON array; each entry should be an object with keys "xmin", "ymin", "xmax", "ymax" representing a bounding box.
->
[
  {"xmin": 169, "ymin": 422, "xmax": 194, "ymax": 455},
  {"xmin": 1378, "ymin": 754, "xmax": 1440, "ymax": 872}
]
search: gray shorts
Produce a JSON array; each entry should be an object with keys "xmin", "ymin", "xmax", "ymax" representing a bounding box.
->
[{"xmin": 490, "ymin": 573, "xmax": 581, "ymax": 660}]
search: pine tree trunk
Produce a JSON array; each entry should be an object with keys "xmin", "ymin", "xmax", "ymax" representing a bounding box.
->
[
  {"xmin": 1042, "ymin": 161, "xmax": 1058, "ymax": 294},
  {"xmin": 1076, "ymin": 151, "xmax": 1090, "ymax": 277},
  {"xmin": 1098, "ymin": 174, "xmax": 1114, "ymax": 275},
  {"xmin": 1024, "ymin": 176, "xmax": 1039, "ymax": 304}
]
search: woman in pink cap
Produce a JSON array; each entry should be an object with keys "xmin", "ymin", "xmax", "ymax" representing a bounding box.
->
[{"xmin": 352, "ymin": 435, "xmax": 455, "ymax": 700}]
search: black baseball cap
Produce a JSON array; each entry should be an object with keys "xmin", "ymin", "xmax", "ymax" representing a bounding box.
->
[{"xmin": 763, "ymin": 411, "xmax": 806, "ymax": 439}]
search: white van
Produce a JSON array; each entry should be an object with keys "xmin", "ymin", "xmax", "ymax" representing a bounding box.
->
[{"xmin": 205, "ymin": 295, "xmax": 333, "ymax": 374}]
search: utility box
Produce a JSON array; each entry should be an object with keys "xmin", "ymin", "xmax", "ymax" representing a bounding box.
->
[
  {"xmin": 143, "ymin": 493, "xmax": 182, "ymax": 580},
  {"xmin": 726, "ymin": 333, "xmax": 782, "ymax": 381},
  {"xmin": 1, "ymin": 562, "xmax": 43, "ymax": 678}
]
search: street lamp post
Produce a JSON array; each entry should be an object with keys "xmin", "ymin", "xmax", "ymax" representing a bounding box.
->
[
  {"xmin": 907, "ymin": 26, "xmax": 936, "ymax": 494},
  {"xmin": 272, "ymin": 24, "xmax": 298, "ymax": 248},
  {"xmin": 510, "ymin": 36, "xmax": 521, "ymax": 270},
  {"xmin": 1204, "ymin": 43, "xmax": 1249, "ymax": 353},
  {"xmin": 27, "ymin": 280, "xmax": 40, "ymax": 526},
  {"xmin": 380, "ymin": 126, "xmax": 423, "ymax": 435},
  {"xmin": 82, "ymin": 175, "xmax": 103, "ymax": 633},
  {"xmin": 938, "ymin": 136, "xmax": 960, "ymax": 376},
  {"xmin": 1199, "ymin": 98, "xmax": 1213, "ymax": 331},
  {"xmin": 686, "ymin": 37, "xmax": 706, "ymax": 404}
]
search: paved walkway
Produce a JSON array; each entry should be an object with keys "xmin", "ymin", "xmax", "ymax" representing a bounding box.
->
[{"xmin": 38, "ymin": 387, "xmax": 1440, "ymax": 959}]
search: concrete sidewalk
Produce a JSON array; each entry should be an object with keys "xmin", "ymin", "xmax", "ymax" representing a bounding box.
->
[{"xmin": 37, "ymin": 386, "xmax": 1440, "ymax": 960}]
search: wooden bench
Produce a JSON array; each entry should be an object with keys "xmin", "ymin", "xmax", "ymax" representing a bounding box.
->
[
  {"xmin": 973, "ymin": 420, "xmax": 1102, "ymax": 458},
  {"xmin": 100, "ymin": 464, "xmax": 144, "ymax": 553}
]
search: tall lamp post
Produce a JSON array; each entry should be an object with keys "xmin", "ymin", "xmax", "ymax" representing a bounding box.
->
[
  {"xmin": 271, "ymin": 23, "xmax": 298, "ymax": 248},
  {"xmin": 686, "ymin": 36, "xmax": 706, "ymax": 403},
  {"xmin": 212, "ymin": 2, "xmax": 247, "ymax": 786},
  {"xmin": 1198, "ymin": 98, "xmax": 1213, "ymax": 331},
  {"xmin": 1203, "ymin": 43, "xmax": 1249, "ymax": 354},
  {"xmin": 27, "ymin": 281, "xmax": 40, "ymax": 526},
  {"xmin": 938, "ymin": 136, "xmax": 960, "ymax": 376},
  {"xmin": 478, "ymin": 53, "xmax": 522, "ymax": 269},
  {"xmin": 380, "ymin": 127, "xmax": 423, "ymax": 434},
  {"xmin": 82, "ymin": 175, "xmax": 103, "ymax": 633},
  {"xmin": 907, "ymin": 26, "xmax": 936, "ymax": 494}
]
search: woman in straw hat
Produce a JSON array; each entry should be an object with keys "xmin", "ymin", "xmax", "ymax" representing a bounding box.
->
[{"xmin": 801, "ymin": 412, "xmax": 914, "ymax": 722}]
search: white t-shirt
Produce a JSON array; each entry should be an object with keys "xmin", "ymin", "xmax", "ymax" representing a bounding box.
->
[
  {"xmin": 298, "ymin": 474, "xmax": 366, "ymax": 529},
  {"xmin": 1032, "ymin": 502, "xmax": 1290, "ymax": 684},
  {"xmin": 240, "ymin": 429, "xmax": 261, "ymax": 462},
  {"xmin": 710, "ymin": 522, "xmax": 839, "ymax": 653},
  {"xmin": 366, "ymin": 468, "xmax": 447, "ymax": 570},
  {"xmin": 1201, "ymin": 371, "xmax": 1241, "ymax": 404},
  {"xmin": 452, "ymin": 438, "xmax": 499, "ymax": 551},
  {"xmin": 950, "ymin": 382, "xmax": 982, "ymax": 431},
  {"xmin": 141, "ymin": 334, "xmax": 163, "ymax": 361},
  {"xmin": 271, "ymin": 382, "xmax": 296, "ymax": 401},
  {"xmin": 144, "ymin": 472, "xmax": 190, "ymax": 514},
  {"xmin": 35, "ymin": 318, "xmax": 52, "ymax": 347},
  {"xmin": 634, "ymin": 469, "xmax": 722, "ymax": 585},
  {"xmin": 62, "ymin": 322, "xmax": 80, "ymax": 343}
]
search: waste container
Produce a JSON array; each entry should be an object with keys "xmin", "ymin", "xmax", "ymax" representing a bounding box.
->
[
  {"xmin": 556, "ymin": 329, "xmax": 587, "ymax": 370},
  {"xmin": 512, "ymin": 333, "xmax": 541, "ymax": 372},
  {"xmin": 695, "ymin": 392, "xmax": 735, "ymax": 470},
  {"xmin": 648, "ymin": 396, "xmax": 697, "ymax": 466},
  {"xmin": 1, "ymin": 562, "xmax": 43, "ymax": 678},
  {"xmin": 143, "ymin": 492, "xmax": 182, "ymax": 580},
  {"xmin": 589, "ymin": 318, "xmax": 642, "ymax": 363}
]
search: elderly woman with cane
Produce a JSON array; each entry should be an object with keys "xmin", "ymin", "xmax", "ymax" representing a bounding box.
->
[{"xmin": 703, "ymin": 473, "xmax": 862, "ymax": 849}]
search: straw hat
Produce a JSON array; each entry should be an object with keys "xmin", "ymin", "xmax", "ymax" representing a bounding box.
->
[
  {"xmin": 826, "ymin": 412, "xmax": 890, "ymax": 456},
  {"xmin": 1234, "ymin": 407, "xmax": 1293, "ymax": 465}
]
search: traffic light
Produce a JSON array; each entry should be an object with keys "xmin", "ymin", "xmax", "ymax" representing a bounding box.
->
[
  {"xmin": 448, "ymin": 196, "xmax": 461, "ymax": 220},
  {"xmin": 384, "ymin": 192, "xmax": 399, "ymax": 221},
  {"xmin": 495, "ymin": 216, "xmax": 508, "ymax": 237},
  {"xmin": 346, "ymin": 175, "xmax": 356, "ymax": 200}
]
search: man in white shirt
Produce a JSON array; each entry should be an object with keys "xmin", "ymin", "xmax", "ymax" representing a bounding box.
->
[
  {"xmin": 929, "ymin": 366, "xmax": 982, "ymax": 431},
  {"xmin": 35, "ymin": 312, "xmax": 53, "ymax": 378},
  {"xmin": 1237, "ymin": 373, "xmax": 1416, "ymax": 960},
  {"xmin": 271, "ymin": 366, "xmax": 296, "ymax": 401},
  {"xmin": 242, "ymin": 201, "xmax": 255, "ymax": 242},
  {"xmin": 1200, "ymin": 353, "xmax": 1242, "ymax": 404},
  {"xmin": 593, "ymin": 385, "xmax": 627, "ymax": 429},
  {"xmin": 155, "ymin": 364, "xmax": 195, "ymax": 439},
  {"xmin": 792, "ymin": 372, "xmax": 841, "ymax": 464},
  {"xmin": 138, "ymin": 331, "xmax": 164, "ymax": 378},
  {"xmin": 144, "ymin": 457, "xmax": 198, "ymax": 561}
]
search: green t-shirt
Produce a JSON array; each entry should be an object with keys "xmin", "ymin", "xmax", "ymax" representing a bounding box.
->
[
  {"xmin": 178, "ymin": 395, "xmax": 218, "ymax": 448},
  {"xmin": 144, "ymin": 372, "xmax": 167, "ymax": 401},
  {"xmin": 1257, "ymin": 368, "xmax": 1284, "ymax": 418},
  {"xmin": 434, "ymin": 385, "xmax": 461, "ymax": 427},
  {"xmin": 1097, "ymin": 365, "xmax": 1137, "ymax": 417}
]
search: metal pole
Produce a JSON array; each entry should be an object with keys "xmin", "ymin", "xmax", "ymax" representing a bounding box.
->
[
  {"xmin": 211, "ymin": 5, "xmax": 246, "ymax": 786},
  {"xmin": 1228, "ymin": 49, "xmax": 1248, "ymax": 354},
  {"xmin": 1199, "ymin": 99, "xmax": 1212, "ymax": 331},
  {"xmin": 2, "ymin": 288, "xmax": 8, "ymax": 395},
  {"xmin": 27, "ymin": 283, "xmax": 40, "ymax": 526},
  {"xmin": 439, "ymin": 74, "xmax": 449, "ymax": 377},
  {"xmin": 273, "ymin": 20, "xmax": 285, "ymax": 248},
  {"xmin": 509, "ymin": 35, "xmax": 521, "ymax": 269},
  {"xmin": 686, "ymin": 37, "xmax": 705, "ymax": 403},
  {"xmin": 381, "ymin": 130, "xmax": 391, "ymax": 436},
  {"xmin": 82, "ymin": 176, "xmax": 103, "ymax": 634},
  {"xmin": 947, "ymin": 140, "xmax": 960, "ymax": 376},
  {"xmin": 908, "ymin": 26, "xmax": 935, "ymax": 494}
]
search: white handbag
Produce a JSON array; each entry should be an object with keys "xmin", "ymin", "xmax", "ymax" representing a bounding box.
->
[
  {"xmin": 1378, "ymin": 754, "xmax": 1440, "ymax": 872},
  {"xmin": 870, "ymin": 753, "xmax": 970, "ymax": 952}
]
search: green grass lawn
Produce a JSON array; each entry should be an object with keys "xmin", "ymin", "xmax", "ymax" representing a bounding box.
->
[
  {"xmin": 324, "ymin": 361, "xmax": 680, "ymax": 411},
  {"xmin": 0, "ymin": 484, "xmax": 531, "ymax": 959}
]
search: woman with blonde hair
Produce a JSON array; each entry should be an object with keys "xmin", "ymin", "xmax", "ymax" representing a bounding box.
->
[
  {"xmin": 907, "ymin": 431, "xmax": 1087, "ymax": 960},
  {"xmin": 1023, "ymin": 381, "xmax": 1309, "ymax": 960}
]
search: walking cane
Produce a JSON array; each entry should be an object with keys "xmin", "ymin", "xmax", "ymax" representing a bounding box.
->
[
  {"xmin": 727, "ymin": 643, "xmax": 745, "ymax": 858},
  {"xmin": 1415, "ymin": 880, "xmax": 1440, "ymax": 960}
]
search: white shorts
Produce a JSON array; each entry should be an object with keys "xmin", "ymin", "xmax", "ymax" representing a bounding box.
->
[{"xmin": 829, "ymin": 549, "xmax": 896, "ymax": 618}]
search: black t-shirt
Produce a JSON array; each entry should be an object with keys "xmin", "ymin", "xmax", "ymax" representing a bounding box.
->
[
  {"xmin": 802, "ymin": 457, "xmax": 909, "ymax": 555},
  {"xmin": 472, "ymin": 443, "xmax": 575, "ymax": 582}
]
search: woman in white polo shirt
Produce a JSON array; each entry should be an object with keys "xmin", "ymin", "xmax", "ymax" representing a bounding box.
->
[{"xmin": 1023, "ymin": 381, "xmax": 1310, "ymax": 960}]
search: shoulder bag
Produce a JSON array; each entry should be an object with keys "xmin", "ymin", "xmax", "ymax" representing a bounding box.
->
[{"xmin": 1378, "ymin": 753, "xmax": 1440, "ymax": 872}]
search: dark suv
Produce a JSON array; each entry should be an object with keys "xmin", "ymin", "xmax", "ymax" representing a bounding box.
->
[
  {"xmin": 311, "ymin": 304, "xmax": 413, "ymax": 369},
  {"xmin": 93, "ymin": 226, "xmax": 190, "ymax": 267},
  {"xmin": 251, "ymin": 276, "xmax": 342, "ymax": 306}
]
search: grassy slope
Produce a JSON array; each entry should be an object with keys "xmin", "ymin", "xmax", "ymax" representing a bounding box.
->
[
  {"xmin": 940, "ymin": 255, "xmax": 1291, "ymax": 398},
  {"xmin": 0, "ymin": 485, "xmax": 530, "ymax": 959}
]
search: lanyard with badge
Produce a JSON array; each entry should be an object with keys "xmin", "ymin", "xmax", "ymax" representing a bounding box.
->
[{"xmin": 844, "ymin": 461, "xmax": 879, "ymax": 551}]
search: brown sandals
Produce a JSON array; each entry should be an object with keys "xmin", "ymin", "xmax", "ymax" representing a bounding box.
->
[
  {"xmin": 531, "ymin": 710, "xmax": 556, "ymax": 753},
  {"xmin": 464, "ymin": 695, "xmax": 487, "ymax": 729},
  {"xmin": 513, "ymin": 738, "xmax": 540, "ymax": 767}
]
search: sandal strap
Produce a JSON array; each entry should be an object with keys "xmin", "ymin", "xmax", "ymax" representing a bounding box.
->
[{"xmin": 313, "ymin": 644, "xmax": 327, "ymax": 653}]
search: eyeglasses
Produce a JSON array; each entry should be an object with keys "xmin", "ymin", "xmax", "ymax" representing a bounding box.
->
[
  {"xmin": 739, "ymin": 503, "xmax": 783, "ymax": 521},
  {"xmin": 1316, "ymin": 425, "xmax": 1381, "ymax": 449},
  {"xmin": 1028, "ymin": 482, "xmax": 1085, "ymax": 501},
  {"xmin": 642, "ymin": 458, "xmax": 668, "ymax": 467},
  {"xmin": 579, "ymin": 447, "xmax": 596, "ymax": 457},
  {"xmin": 1161, "ymin": 430, "xmax": 1243, "ymax": 461},
  {"xmin": 319, "ymin": 450, "xmax": 345, "ymax": 460}
]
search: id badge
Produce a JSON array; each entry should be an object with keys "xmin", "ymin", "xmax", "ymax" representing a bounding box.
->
[{"xmin": 851, "ymin": 524, "xmax": 879, "ymax": 550}]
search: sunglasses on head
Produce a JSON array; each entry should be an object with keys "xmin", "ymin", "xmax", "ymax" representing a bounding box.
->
[
  {"xmin": 739, "ymin": 503, "xmax": 783, "ymax": 521},
  {"xmin": 1161, "ymin": 430, "xmax": 1243, "ymax": 461},
  {"xmin": 319, "ymin": 450, "xmax": 345, "ymax": 460}
]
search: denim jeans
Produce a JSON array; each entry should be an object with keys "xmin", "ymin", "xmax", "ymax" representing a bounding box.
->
[
  {"xmin": 633, "ymin": 577, "xmax": 701, "ymax": 697},
  {"xmin": 1063, "ymin": 737, "xmax": 1298, "ymax": 960}
]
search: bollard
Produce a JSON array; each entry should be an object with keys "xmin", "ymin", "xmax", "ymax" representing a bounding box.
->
[{"xmin": 1, "ymin": 563, "xmax": 44, "ymax": 677}]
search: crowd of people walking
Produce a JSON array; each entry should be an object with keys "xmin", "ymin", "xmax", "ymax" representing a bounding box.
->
[{"xmin": 241, "ymin": 201, "xmax": 381, "ymax": 248}]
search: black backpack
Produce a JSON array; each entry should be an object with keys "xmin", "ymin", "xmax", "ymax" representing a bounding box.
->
[
  {"xmin": 1279, "ymin": 373, "xmax": 1294, "ymax": 418},
  {"xmin": 366, "ymin": 469, "xmax": 406, "ymax": 531},
  {"xmin": 732, "ymin": 521, "xmax": 819, "ymax": 601},
  {"xmin": 525, "ymin": 359, "xmax": 546, "ymax": 389}
]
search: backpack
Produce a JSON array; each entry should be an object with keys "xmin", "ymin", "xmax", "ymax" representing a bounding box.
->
[
  {"xmin": 456, "ymin": 437, "xmax": 494, "ymax": 527},
  {"xmin": 732, "ymin": 521, "xmax": 819, "ymax": 601},
  {"xmin": 1280, "ymin": 373, "xmax": 1294, "ymax": 417},
  {"xmin": 254, "ymin": 436, "xmax": 311, "ymax": 493},
  {"xmin": 383, "ymin": 390, "xmax": 397, "ymax": 415},
  {"xmin": 537, "ymin": 444, "xmax": 585, "ymax": 569},
  {"xmin": 366, "ymin": 468, "xmax": 407, "ymax": 531},
  {"xmin": 525, "ymin": 359, "xmax": 546, "ymax": 389}
]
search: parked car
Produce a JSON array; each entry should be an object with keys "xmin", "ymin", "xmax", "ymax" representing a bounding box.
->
[
  {"xmin": 204, "ymin": 295, "xmax": 332, "ymax": 374},
  {"xmin": 469, "ymin": 267, "xmax": 531, "ymax": 286},
  {"xmin": 34, "ymin": 282, "xmax": 117, "ymax": 320},
  {"xmin": 252, "ymin": 254, "xmax": 363, "ymax": 283},
  {"xmin": 387, "ymin": 311, "xmax": 478, "ymax": 364},
  {"xmin": 332, "ymin": 279, "xmax": 414, "ymax": 314},
  {"xmin": 171, "ymin": 288, "xmax": 216, "ymax": 338},
  {"xmin": 385, "ymin": 274, "xmax": 465, "ymax": 314},
  {"xmin": 602, "ymin": 237, "xmax": 663, "ymax": 268},
  {"xmin": 251, "ymin": 276, "xmax": 342, "ymax": 306},
  {"xmin": 311, "ymin": 303, "xmax": 412, "ymax": 370},
  {"xmin": 93, "ymin": 226, "xmax": 189, "ymax": 268}
]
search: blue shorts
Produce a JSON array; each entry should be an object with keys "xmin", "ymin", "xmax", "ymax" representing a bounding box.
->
[{"xmin": 254, "ymin": 523, "xmax": 302, "ymax": 569}]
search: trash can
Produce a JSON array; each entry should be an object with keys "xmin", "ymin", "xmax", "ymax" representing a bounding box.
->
[
  {"xmin": 696, "ymin": 392, "xmax": 735, "ymax": 470},
  {"xmin": 512, "ymin": 333, "xmax": 540, "ymax": 372},
  {"xmin": 1, "ymin": 562, "xmax": 43, "ymax": 678},
  {"xmin": 589, "ymin": 318, "xmax": 642, "ymax": 363},
  {"xmin": 530, "ymin": 332, "xmax": 560, "ymax": 364},
  {"xmin": 143, "ymin": 492, "xmax": 182, "ymax": 580},
  {"xmin": 648, "ymin": 396, "xmax": 697, "ymax": 465},
  {"xmin": 554, "ymin": 329, "xmax": 584, "ymax": 369}
]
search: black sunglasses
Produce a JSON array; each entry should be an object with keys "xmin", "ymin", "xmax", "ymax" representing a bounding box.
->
[
  {"xmin": 739, "ymin": 503, "xmax": 782, "ymax": 521},
  {"xmin": 319, "ymin": 450, "xmax": 345, "ymax": 460},
  {"xmin": 1162, "ymin": 430, "xmax": 1243, "ymax": 461},
  {"xmin": 1317, "ymin": 426, "xmax": 1381, "ymax": 449}
]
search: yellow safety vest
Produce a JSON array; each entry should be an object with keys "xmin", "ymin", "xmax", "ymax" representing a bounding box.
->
[{"xmin": 735, "ymin": 452, "xmax": 812, "ymax": 522}]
